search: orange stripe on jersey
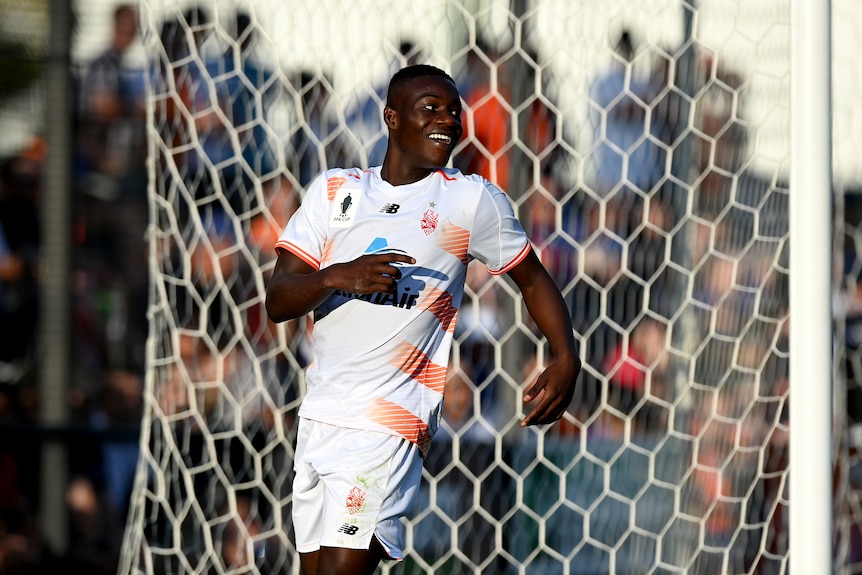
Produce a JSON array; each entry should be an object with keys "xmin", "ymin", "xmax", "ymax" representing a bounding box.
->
[
  {"xmin": 320, "ymin": 238, "xmax": 335, "ymax": 267},
  {"xmin": 367, "ymin": 398, "xmax": 432, "ymax": 456},
  {"xmin": 489, "ymin": 241, "xmax": 531, "ymax": 275},
  {"xmin": 417, "ymin": 286, "xmax": 459, "ymax": 333},
  {"xmin": 437, "ymin": 222, "xmax": 470, "ymax": 264},
  {"xmin": 391, "ymin": 341, "xmax": 447, "ymax": 394},
  {"xmin": 326, "ymin": 176, "xmax": 347, "ymax": 200},
  {"xmin": 434, "ymin": 169, "xmax": 458, "ymax": 181},
  {"xmin": 275, "ymin": 240, "xmax": 320, "ymax": 269}
]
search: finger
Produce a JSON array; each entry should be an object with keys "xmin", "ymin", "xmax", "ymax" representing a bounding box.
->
[
  {"xmin": 522, "ymin": 381, "xmax": 544, "ymax": 403},
  {"xmin": 520, "ymin": 399, "xmax": 546, "ymax": 427},
  {"xmin": 521, "ymin": 395, "xmax": 565, "ymax": 427},
  {"xmin": 380, "ymin": 253, "xmax": 415, "ymax": 266},
  {"xmin": 523, "ymin": 401, "xmax": 553, "ymax": 425},
  {"xmin": 386, "ymin": 263, "xmax": 405, "ymax": 279},
  {"xmin": 376, "ymin": 274, "xmax": 400, "ymax": 290},
  {"xmin": 521, "ymin": 410, "xmax": 546, "ymax": 427},
  {"xmin": 521, "ymin": 407, "xmax": 559, "ymax": 427}
]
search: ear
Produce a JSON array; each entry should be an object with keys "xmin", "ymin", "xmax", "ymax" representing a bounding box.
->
[{"xmin": 383, "ymin": 106, "xmax": 397, "ymax": 130}]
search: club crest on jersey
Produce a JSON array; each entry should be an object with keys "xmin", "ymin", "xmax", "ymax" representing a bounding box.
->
[
  {"xmin": 330, "ymin": 188, "xmax": 361, "ymax": 228},
  {"xmin": 421, "ymin": 208, "xmax": 439, "ymax": 235}
]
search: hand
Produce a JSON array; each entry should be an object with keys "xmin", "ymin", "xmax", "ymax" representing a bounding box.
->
[
  {"xmin": 520, "ymin": 356, "xmax": 580, "ymax": 427},
  {"xmin": 266, "ymin": 251, "xmax": 416, "ymax": 322},
  {"xmin": 334, "ymin": 253, "xmax": 416, "ymax": 295}
]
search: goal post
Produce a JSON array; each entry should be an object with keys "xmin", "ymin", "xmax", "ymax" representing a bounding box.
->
[
  {"xmin": 789, "ymin": 0, "xmax": 833, "ymax": 574},
  {"xmin": 120, "ymin": 0, "xmax": 856, "ymax": 573}
]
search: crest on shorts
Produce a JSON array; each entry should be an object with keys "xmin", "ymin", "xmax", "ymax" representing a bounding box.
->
[{"xmin": 345, "ymin": 486, "xmax": 367, "ymax": 514}]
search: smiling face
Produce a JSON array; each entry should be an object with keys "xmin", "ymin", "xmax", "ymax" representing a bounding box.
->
[{"xmin": 382, "ymin": 70, "xmax": 464, "ymax": 185}]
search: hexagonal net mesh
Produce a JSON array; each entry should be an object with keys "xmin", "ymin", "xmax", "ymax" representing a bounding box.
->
[{"xmin": 118, "ymin": 0, "xmax": 860, "ymax": 573}]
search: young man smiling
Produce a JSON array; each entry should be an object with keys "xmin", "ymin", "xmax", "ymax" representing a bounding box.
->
[{"xmin": 266, "ymin": 64, "xmax": 580, "ymax": 575}]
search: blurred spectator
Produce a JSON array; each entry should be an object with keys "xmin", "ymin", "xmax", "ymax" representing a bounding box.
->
[
  {"xmin": 291, "ymin": 70, "xmax": 355, "ymax": 186},
  {"xmin": 0, "ymin": 146, "xmax": 41, "ymax": 380},
  {"xmin": 649, "ymin": 48, "xmax": 686, "ymax": 173},
  {"xmin": 454, "ymin": 40, "xmax": 512, "ymax": 192},
  {"xmin": 204, "ymin": 10, "xmax": 279, "ymax": 217},
  {"xmin": 0, "ymin": 221, "xmax": 28, "ymax": 384},
  {"xmin": 686, "ymin": 374, "xmax": 777, "ymax": 568},
  {"xmin": 246, "ymin": 175, "xmax": 302, "ymax": 358},
  {"xmin": 588, "ymin": 29, "xmax": 666, "ymax": 197},
  {"xmin": 76, "ymin": 3, "xmax": 146, "ymax": 202},
  {"xmin": 152, "ymin": 6, "xmax": 215, "ymax": 209},
  {"xmin": 74, "ymin": 4, "xmax": 149, "ymax": 382},
  {"xmin": 454, "ymin": 261, "xmax": 505, "ymax": 386},
  {"xmin": 91, "ymin": 370, "xmax": 142, "ymax": 516},
  {"xmin": 148, "ymin": 331, "xmax": 290, "ymax": 572},
  {"xmin": 64, "ymin": 475, "xmax": 122, "ymax": 574},
  {"xmin": 601, "ymin": 316, "xmax": 670, "ymax": 434},
  {"xmin": 246, "ymin": 175, "xmax": 299, "ymax": 265},
  {"xmin": 630, "ymin": 198, "xmax": 676, "ymax": 318},
  {"xmin": 440, "ymin": 356, "xmax": 504, "ymax": 444},
  {"xmin": 522, "ymin": 184, "xmax": 578, "ymax": 289},
  {"xmin": 343, "ymin": 40, "xmax": 423, "ymax": 167},
  {"xmin": 217, "ymin": 494, "xmax": 267, "ymax": 570},
  {"xmin": 516, "ymin": 48, "xmax": 580, "ymax": 288},
  {"xmin": 0, "ymin": 454, "xmax": 48, "ymax": 574},
  {"xmin": 693, "ymin": 55, "xmax": 748, "ymax": 215}
]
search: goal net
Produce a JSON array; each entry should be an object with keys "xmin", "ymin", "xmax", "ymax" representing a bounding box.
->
[{"xmin": 120, "ymin": 0, "xmax": 859, "ymax": 573}]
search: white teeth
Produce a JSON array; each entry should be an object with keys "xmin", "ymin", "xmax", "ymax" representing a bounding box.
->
[{"xmin": 429, "ymin": 134, "xmax": 451, "ymax": 142}]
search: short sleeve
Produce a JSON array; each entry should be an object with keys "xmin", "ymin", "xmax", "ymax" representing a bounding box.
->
[
  {"xmin": 467, "ymin": 177, "xmax": 530, "ymax": 275},
  {"xmin": 274, "ymin": 171, "xmax": 332, "ymax": 269}
]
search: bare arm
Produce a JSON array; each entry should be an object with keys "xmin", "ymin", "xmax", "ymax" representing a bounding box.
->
[
  {"xmin": 506, "ymin": 248, "xmax": 581, "ymax": 426},
  {"xmin": 265, "ymin": 250, "xmax": 416, "ymax": 323}
]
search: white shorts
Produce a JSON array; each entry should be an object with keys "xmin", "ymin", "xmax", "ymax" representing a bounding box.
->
[{"xmin": 292, "ymin": 417, "xmax": 423, "ymax": 560}]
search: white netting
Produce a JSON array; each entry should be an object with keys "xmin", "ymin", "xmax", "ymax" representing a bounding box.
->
[{"xmin": 118, "ymin": 0, "xmax": 858, "ymax": 573}]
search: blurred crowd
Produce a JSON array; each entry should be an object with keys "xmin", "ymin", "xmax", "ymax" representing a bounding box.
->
[{"xmin": 0, "ymin": 5, "xmax": 795, "ymax": 573}]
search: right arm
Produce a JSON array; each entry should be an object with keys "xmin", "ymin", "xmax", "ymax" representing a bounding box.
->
[{"xmin": 265, "ymin": 250, "xmax": 416, "ymax": 323}]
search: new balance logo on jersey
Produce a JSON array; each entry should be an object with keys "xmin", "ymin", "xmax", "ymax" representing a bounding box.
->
[
  {"xmin": 380, "ymin": 203, "xmax": 400, "ymax": 214},
  {"xmin": 337, "ymin": 524, "xmax": 359, "ymax": 535}
]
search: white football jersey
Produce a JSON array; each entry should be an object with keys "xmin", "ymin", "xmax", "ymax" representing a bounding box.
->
[{"xmin": 275, "ymin": 166, "xmax": 530, "ymax": 454}]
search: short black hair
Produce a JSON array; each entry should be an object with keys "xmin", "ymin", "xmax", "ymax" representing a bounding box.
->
[{"xmin": 386, "ymin": 64, "xmax": 455, "ymax": 107}]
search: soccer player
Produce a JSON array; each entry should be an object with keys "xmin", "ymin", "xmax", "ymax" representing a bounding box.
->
[{"xmin": 265, "ymin": 64, "xmax": 580, "ymax": 575}]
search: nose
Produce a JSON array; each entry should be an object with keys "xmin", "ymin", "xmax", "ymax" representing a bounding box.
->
[
  {"xmin": 437, "ymin": 111, "xmax": 462, "ymax": 135},
  {"xmin": 436, "ymin": 111, "xmax": 455, "ymax": 125}
]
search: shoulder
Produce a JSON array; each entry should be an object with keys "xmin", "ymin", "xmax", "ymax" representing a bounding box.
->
[
  {"xmin": 321, "ymin": 166, "xmax": 366, "ymax": 179},
  {"xmin": 432, "ymin": 167, "xmax": 494, "ymax": 190},
  {"xmin": 440, "ymin": 168, "xmax": 509, "ymax": 200},
  {"xmin": 313, "ymin": 167, "xmax": 366, "ymax": 186},
  {"xmin": 306, "ymin": 167, "xmax": 368, "ymax": 198},
  {"xmin": 432, "ymin": 169, "xmax": 517, "ymax": 225}
]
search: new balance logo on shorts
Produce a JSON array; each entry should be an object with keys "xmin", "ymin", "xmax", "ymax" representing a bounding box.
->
[
  {"xmin": 380, "ymin": 203, "xmax": 400, "ymax": 214},
  {"xmin": 337, "ymin": 524, "xmax": 359, "ymax": 535}
]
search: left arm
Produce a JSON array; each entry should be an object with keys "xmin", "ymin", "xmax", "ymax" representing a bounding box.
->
[{"xmin": 507, "ymin": 248, "xmax": 581, "ymax": 426}]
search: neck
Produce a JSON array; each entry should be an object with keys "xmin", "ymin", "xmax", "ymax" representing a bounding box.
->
[{"xmin": 380, "ymin": 159, "xmax": 435, "ymax": 187}]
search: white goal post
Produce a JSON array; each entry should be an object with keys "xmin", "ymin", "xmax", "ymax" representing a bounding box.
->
[
  {"xmin": 789, "ymin": 1, "xmax": 833, "ymax": 574},
  {"xmin": 119, "ymin": 0, "xmax": 860, "ymax": 574}
]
